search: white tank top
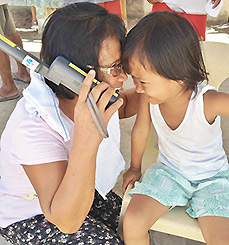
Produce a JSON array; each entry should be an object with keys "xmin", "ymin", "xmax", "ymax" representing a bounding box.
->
[{"xmin": 150, "ymin": 83, "xmax": 228, "ymax": 180}]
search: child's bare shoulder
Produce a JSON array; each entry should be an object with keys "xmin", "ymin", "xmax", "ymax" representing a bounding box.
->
[
  {"xmin": 204, "ymin": 89, "xmax": 229, "ymax": 118},
  {"xmin": 204, "ymin": 89, "xmax": 229, "ymax": 103}
]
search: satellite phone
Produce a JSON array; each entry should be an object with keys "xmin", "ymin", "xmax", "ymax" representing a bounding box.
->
[{"xmin": 0, "ymin": 34, "xmax": 121, "ymax": 138}]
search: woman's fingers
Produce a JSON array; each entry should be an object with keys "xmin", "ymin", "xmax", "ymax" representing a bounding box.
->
[
  {"xmin": 92, "ymin": 85, "xmax": 123, "ymax": 120},
  {"xmin": 78, "ymin": 70, "xmax": 96, "ymax": 103},
  {"xmin": 96, "ymin": 87, "xmax": 117, "ymax": 108},
  {"xmin": 90, "ymin": 82, "xmax": 110, "ymax": 103},
  {"xmin": 77, "ymin": 72, "xmax": 123, "ymax": 131},
  {"xmin": 104, "ymin": 97, "xmax": 123, "ymax": 119},
  {"xmin": 79, "ymin": 71, "xmax": 113, "ymax": 107}
]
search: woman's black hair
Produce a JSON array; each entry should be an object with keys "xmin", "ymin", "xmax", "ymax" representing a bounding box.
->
[
  {"xmin": 40, "ymin": 2, "xmax": 126, "ymax": 99},
  {"xmin": 122, "ymin": 11, "xmax": 208, "ymax": 93}
]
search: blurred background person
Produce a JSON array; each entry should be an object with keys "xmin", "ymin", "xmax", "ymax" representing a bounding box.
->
[
  {"xmin": 0, "ymin": 0, "xmax": 30, "ymax": 102},
  {"xmin": 146, "ymin": 0, "xmax": 222, "ymax": 40},
  {"xmin": 30, "ymin": 5, "xmax": 38, "ymax": 30}
]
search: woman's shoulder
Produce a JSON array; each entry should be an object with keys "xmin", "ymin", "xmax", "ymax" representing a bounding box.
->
[
  {"xmin": 5, "ymin": 98, "xmax": 54, "ymax": 135},
  {"xmin": 1, "ymin": 98, "xmax": 68, "ymax": 165},
  {"xmin": 2, "ymin": 97, "xmax": 66, "ymax": 152}
]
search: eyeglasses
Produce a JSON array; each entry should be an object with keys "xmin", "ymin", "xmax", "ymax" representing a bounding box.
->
[{"xmin": 87, "ymin": 63, "xmax": 123, "ymax": 77}]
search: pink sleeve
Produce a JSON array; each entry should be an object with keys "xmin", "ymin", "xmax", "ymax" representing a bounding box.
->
[{"xmin": 10, "ymin": 117, "xmax": 69, "ymax": 165}]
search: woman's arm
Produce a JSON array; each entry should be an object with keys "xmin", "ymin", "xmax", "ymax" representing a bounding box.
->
[
  {"xmin": 23, "ymin": 71, "xmax": 123, "ymax": 234},
  {"xmin": 118, "ymin": 88, "xmax": 140, "ymax": 119},
  {"xmin": 122, "ymin": 95, "xmax": 151, "ymax": 193}
]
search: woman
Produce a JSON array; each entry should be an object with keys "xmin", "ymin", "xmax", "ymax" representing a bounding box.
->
[{"xmin": 0, "ymin": 3, "xmax": 137, "ymax": 244}]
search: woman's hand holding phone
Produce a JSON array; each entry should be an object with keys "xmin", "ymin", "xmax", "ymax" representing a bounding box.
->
[{"xmin": 74, "ymin": 70, "xmax": 123, "ymax": 144}]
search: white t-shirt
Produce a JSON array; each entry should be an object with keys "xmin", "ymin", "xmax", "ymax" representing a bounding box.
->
[
  {"xmin": 162, "ymin": 0, "xmax": 208, "ymax": 14},
  {"xmin": 0, "ymin": 96, "xmax": 124, "ymax": 227}
]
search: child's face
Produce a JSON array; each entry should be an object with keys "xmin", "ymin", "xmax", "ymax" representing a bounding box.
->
[
  {"xmin": 129, "ymin": 56, "xmax": 184, "ymax": 104},
  {"xmin": 97, "ymin": 37, "xmax": 128, "ymax": 89}
]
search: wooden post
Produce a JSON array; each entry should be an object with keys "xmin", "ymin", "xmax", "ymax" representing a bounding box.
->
[{"xmin": 120, "ymin": 0, "xmax": 128, "ymax": 29}]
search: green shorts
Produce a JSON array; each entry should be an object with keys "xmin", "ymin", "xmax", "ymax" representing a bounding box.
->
[
  {"xmin": 129, "ymin": 162, "xmax": 229, "ymax": 218},
  {"xmin": 0, "ymin": 4, "xmax": 16, "ymax": 36}
]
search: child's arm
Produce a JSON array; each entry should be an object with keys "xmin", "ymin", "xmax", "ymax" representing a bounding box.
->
[
  {"xmin": 122, "ymin": 95, "xmax": 151, "ymax": 193},
  {"xmin": 204, "ymin": 90, "xmax": 229, "ymax": 123}
]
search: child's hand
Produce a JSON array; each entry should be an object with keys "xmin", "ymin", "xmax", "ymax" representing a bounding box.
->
[{"xmin": 122, "ymin": 166, "xmax": 142, "ymax": 194}]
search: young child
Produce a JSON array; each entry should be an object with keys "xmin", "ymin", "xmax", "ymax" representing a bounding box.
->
[{"xmin": 122, "ymin": 11, "xmax": 229, "ymax": 245}]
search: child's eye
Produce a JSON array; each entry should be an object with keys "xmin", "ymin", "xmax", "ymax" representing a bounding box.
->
[{"xmin": 132, "ymin": 77, "xmax": 146, "ymax": 85}]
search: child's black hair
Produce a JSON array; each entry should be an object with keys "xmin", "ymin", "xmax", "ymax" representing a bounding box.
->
[
  {"xmin": 122, "ymin": 11, "xmax": 208, "ymax": 93},
  {"xmin": 40, "ymin": 2, "xmax": 126, "ymax": 99}
]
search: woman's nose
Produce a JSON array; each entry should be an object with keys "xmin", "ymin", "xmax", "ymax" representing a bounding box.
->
[{"xmin": 118, "ymin": 69, "xmax": 128, "ymax": 82}]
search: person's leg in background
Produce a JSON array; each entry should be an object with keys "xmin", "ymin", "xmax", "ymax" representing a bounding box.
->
[
  {"xmin": 151, "ymin": 2, "xmax": 207, "ymax": 40},
  {"xmin": 0, "ymin": 4, "xmax": 30, "ymax": 101},
  {"xmin": 0, "ymin": 48, "xmax": 19, "ymax": 100},
  {"xmin": 30, "ymin": 6, "xmax": 38, "ymax": 30}
]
